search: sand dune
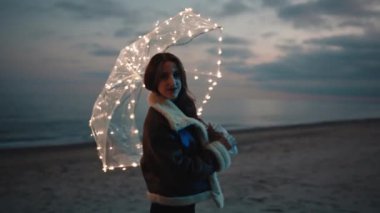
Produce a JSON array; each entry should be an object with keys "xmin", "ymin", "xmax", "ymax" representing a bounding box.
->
[{"xmin": 1, "ymin": 119, "xmax": 380, "ymax": 213}]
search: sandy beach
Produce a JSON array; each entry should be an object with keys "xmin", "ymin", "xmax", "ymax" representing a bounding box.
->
[{"xmin": 1, "ymin": 119, "xmax": 380, "ymax": 213}]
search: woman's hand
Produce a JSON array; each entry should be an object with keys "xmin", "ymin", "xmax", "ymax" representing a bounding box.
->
[{"xmin": 207, "ymin": 124, "xmax": 232, "ymax": 150}]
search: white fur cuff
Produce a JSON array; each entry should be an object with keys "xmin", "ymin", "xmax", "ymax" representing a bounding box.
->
[
  {"xmin": 209, "ymin": 173, "xmax": 224, "ymax": 208},
  {"xmin": 206, "ymin": 141, "xmax": 231, "ymax": 171}
]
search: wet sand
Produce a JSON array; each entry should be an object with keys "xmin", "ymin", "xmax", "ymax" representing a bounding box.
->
[{"xmin": 1, "ymin": 119, "xmax": 380, "ymax": 213}]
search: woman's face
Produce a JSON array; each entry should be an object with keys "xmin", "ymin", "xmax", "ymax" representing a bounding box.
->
[{"xmin": 157, "ymin": 61, "xmax": 182, "ymax": 100}]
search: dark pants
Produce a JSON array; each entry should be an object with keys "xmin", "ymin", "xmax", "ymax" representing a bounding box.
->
[{"xmin": 150, "ymin": 203, "xmax": 195, "ymax": 213}]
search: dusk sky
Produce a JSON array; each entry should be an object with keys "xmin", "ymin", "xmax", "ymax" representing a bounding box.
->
[{"xmin": 1, "ymin": 0, "xmax": 380, "ymax": 123}]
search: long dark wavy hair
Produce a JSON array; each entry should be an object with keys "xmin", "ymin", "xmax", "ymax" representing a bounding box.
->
[{"xmin": 144, "ymin": 52, "xmax": 198, "ymax": 119}]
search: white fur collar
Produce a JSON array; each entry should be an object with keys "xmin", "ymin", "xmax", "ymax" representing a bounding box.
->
[{"xmin": 148, "ymin": 92, "xmax": 208, "ymax": 140}]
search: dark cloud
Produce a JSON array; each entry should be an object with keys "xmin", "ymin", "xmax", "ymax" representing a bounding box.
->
[
  {"xmin": 224, "ymin": 61, "xmax": 251, "ymax": 75},
  {"xmin": 91, "ymin": 48, "xmax": 119, "ymax": 57},
  {"xmin": 255, "ymin": 33, "xmax": 380, "ymax": 80},
  {"xmin": 261, "ymin": 31, "xmax": 278, "ymax": 38},
  {"xmin": 80, "ymin": 70, "xmax": 109, "ymax": 78},
  {"xmin": 261, "ymin": 0, "xmax": 290, "ymax": 8},
  {"xmin": 215, "ymin": 47, "xmax": 254, "ymax": 60},
  {"xmin": 0, "ymin": 0, "xmax": 49, "ymax": 17},
  {"xmin": 307, "ymin": 32, "xmax": 380, "ymax": 51},
  {"xmin": 114, "ymin": 27, "xmax": 135, "ymax": 38},
  {"xmin": 54, "ymin": 0, "xmax": 139, "ymax": 20},
  {"xmin": 223, "ymin": 36, "xmax": 251, "ymax": 45},
  {"xmin": 207, "ymin": 47, "xmax": 255, "ymax": 61},
  {"xmin": 218, "ymin": 0, "xmax": 253, "ymax": 17},
  {"xmin": 264, "ymin": 0, "xmax": 380, "ymax": 29},
  {"xmin": 227, "ymin": 30, "xmax": 380, "ymax": 98},
  {"xmin": 213, "ymin": 0, "xmax": 254, "ymax": 18},
  {"xmin": 261, "ymin": 79, "xmax": 380, "ymax": 98},
  {"xmin": 114, "ymin": 27, "xmax": 152, "ymax": 39},
  {"xmin": 74, "ymin": 42, "xmax": 119, "ymax": 57}
]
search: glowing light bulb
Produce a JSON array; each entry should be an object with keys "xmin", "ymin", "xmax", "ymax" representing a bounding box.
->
[
  {"xmin": 132, "ymin": 162, "xmax": 138, "ymax": 167},
  {"xmin": 144, "ymin": 36, "xmax": 150, "ymax": 43}
]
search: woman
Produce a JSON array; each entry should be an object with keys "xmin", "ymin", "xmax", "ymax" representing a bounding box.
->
[{"xmin": 141, "ymin": 52, "xmax": 235, "ymax": 213}]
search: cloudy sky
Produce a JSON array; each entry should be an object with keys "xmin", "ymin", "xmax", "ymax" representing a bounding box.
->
[{"xmin": 1, "ymin": 0, "xmax": 380, "ymax": 111}]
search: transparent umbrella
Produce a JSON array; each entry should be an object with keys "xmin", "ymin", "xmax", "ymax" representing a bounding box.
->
[{"xmin": 89, "ymin": 8, "xmax": 223, "ymax": 172}]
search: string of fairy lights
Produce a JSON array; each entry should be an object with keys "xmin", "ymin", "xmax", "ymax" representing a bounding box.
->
[{"xmin": 89, "ymin": 8, "xmax": 223, "ymax": 172}]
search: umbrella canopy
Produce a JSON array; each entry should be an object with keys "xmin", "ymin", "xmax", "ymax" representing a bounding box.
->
[{"xmin": 89, "ymin": 8, "xmax": 223, "ymax": 172}]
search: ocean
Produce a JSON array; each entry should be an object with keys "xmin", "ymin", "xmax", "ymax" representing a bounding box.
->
[{"xmin": 1, "ymin": 83, "xmax": 380, "ymax": 149}]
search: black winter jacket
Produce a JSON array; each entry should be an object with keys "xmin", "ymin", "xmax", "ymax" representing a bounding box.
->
[{"xmin": 140, "ymin": 93, "xmax": 231, "ymax": 207}]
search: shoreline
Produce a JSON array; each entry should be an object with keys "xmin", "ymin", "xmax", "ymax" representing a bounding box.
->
[
  {"xmin": 229, "ymin": 117, "xmax": 380, "ymax": 133},
  {"xmin": 1, "ymin": 117, "xmax": 379, "ymax": 152},
  {"xmin": 1, "ymin": 117, "xmax": 379, "ymax": 212}
]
